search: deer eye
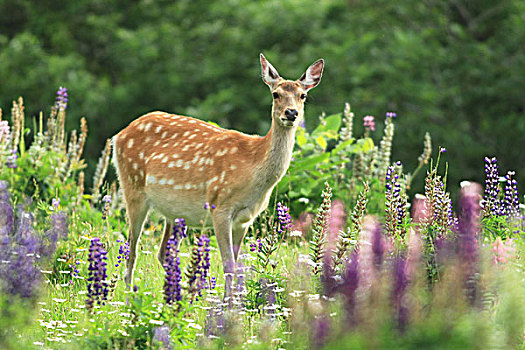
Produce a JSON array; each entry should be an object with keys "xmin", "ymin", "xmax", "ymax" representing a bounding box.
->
[
  {"xmin": 300, "ymin": 94, "xmax": 307, "ymax": 100},
  {"xmin": 272, "ymin": 92, "xmax": 279, "ymax": 99}
]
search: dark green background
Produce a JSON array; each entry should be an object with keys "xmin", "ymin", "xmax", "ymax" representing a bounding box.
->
[{"xmin": 1, "ymin": 0, "xmax": 524, "ymax": 195}]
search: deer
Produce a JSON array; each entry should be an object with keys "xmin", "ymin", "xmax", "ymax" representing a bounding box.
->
[{"xmin": 112, "ymin": 53, "xmax": 324, "ymax": 292}]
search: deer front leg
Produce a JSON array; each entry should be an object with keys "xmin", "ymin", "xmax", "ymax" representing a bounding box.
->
[
  {"xmin": 157, "ymin": 219, "xmax": 173, "ymax": 267},
  {"xmin": 212, "ymin": 209, "xmax": 235, "ymax": 296}
]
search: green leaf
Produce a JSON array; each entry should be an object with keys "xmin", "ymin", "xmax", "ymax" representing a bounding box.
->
[
  {"xmin": 315, "ymin": 135, "xmax": 327, "ymax": 150},
  {"xmin": 311, "ymin": 113, "xmax": 342, "ymax": 139},
  {"xmin": 296, "ymin": 127, "xmax": 308, "ymax": 147}
]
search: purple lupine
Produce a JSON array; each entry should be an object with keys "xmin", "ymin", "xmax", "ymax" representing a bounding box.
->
[
  {"xmin": 371, "ymin": 223, "xmax": 384, "ymax": 270},
  {"xmin": 392, "ymin": 255, "xmax": 409, "ymax": 332},
  {"xmin": 101, "ymin": 195, "xmax": 112, "ymax": 220},
  {"xmin": 482, "ymin": 157, "xmax": 500, "ymax": 216},
  {"xmin": 503, "ymin": 171, "xmax": 520, "ymax": 218},
  {"xmin": 115, "ymin": 239, "xmax": 130, "ymax": 268},
  {"xmin": 55, "ymin": 86, "xmax": 68, "ymax": 110},
  {"xmin": 276, "ymin": 202, "xmax": 292, "ymax": 235},
  {"xmin": 363, "ymin": 115, "xmax": 375, "ymax": 131},
  {"xmin": 0, "ymin": 181, "xmax": 14, "ymax": 238},
  {"xmin": 86, "ymin": 237, "xmax": 109, "ymax": 309},
  {"xmin": 341, "ymin": 250, "xmax": 359, "ymax": 326},
  {"xmin": 312, "ymin": 316, "xmax": 330, "ymax": 349},
  {"xmin": 163, "ymin": 219, "xmax": 186, "ymax": 304},
  {"xmin": 199, "ymin": 234, "xmax": 211, "ymax": 290},
  {"xmin": 457, "ymin": 183, "xmax": 481, "ymax": 305},
  {"xmin": 153, "ymin": 326, "xmax": 173, "ymax": 350},
  {"xmin": 40, "ymin": 210, "xmax": 68, "ymax": 259},
  {"xmin": 6, "ymin": 148, "xmax": 17, "ymax": 169},
  {"xmin": 204, "ymin": 202, "xmax": 216, "ymax": 210},
  {"xmin": 386, "ymin": 111, "xmax": 397, "ymax": 118}
]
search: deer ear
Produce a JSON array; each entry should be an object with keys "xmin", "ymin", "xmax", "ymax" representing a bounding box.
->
[
  {"xmin": 298, "ymin": 59, "xmax": 324, "ymax": 91},
  {"xmin": 260, "ymin": 53, "xmax": 280, "ymax": 88}
]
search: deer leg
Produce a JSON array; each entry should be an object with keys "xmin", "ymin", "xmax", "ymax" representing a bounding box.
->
[
  {"xmin": 124, "ymin": 195, "xmax": 149, "ymax": 287},
  {"xmin": 232, "ymin": 223, "xmax": 250, "ymax": 262},
  {"xmin": 157, "ymin": 219, "xmax": 173, "ymax": 267},
  {"xmin": 212, "ymin": 210, "xmax": 235, "ymax": 296}
]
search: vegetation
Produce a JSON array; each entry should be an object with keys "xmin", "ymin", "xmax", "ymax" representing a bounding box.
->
[
  {"xmin": 0, "ymin": 91, "xmax": 524, "ymax": 349},
  {"xmin": 1, "ymin": 0, "xmax": 524, "ymax": 191}
]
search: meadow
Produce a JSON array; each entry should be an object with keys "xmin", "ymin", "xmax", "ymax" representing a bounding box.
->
[{"xmin": 0, "ymin": 90, "xmax": 524, "ymax": 349}]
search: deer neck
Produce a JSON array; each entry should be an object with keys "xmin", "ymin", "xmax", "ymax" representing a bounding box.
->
[{"xmin": 254, "ymin": 118, "xmax": 297, "ymax": 189}]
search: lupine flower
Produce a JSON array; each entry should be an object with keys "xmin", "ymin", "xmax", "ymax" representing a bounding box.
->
[
  {"xmin": 40, "ymin": 210, "xmax": 68, "ymax": 259},
  {"xmin": 363, "ymin": 115, "xmax": 375, "ymax": 131},
  {"xmin": 503, "ymin": 171, "xmax": 519, "ymax": 218},
  {"xmin": 115, "ymin": 239, "xmax": 130, "ymax": 268},
  {"xmin": 86, "ymin": 237, "xmax": 109, "ymax": 309},
  {"xmin": 439, "ymin": 147, "xmax": 447, "ymax": 153},
  {"xmin": 55, "ymin": 86, "xmax": 68, "ymax": 111},
  {"xmin": 309, "ymin": 182, "xmax": 332, "ymax": 275},
  {"xmin": 481, "ymin": 156, "xmax": 500, "ymax": 216},
  {"xmin": 341, "ymin": 250, "xmax": 359, "ymax": 326},
  {"xmin": 0, "ymin": 120, "xmax": 10, "ymax": 143},
  {"xmin": 392, "ymin": 255, "xmax": 409, "ymax": 332},
  {"xmin": 457, "ymin": 182, "xmax": 481, "ymax": 305},
  {"xmin": 0, "ymin": 181, "xmax": 14, "ymax": 238},
  {"xmin": 312, "ymin": 316, "xmax": 330, "ymax": 349},
  {"xmin": 276, "ymin": 202, "xmax": 292, "ymax": 235},
  {"xmin": 153, "ymin": 326, "xmax": 173, "ymax": 350},
  {"xmin": 164, "ymin": 219, "xmax": 186, "ymax": 304},
  {"xmin": 204, "ymin": 202, "xmax": 216, "ymax": 210},
  {"xmin": 386, "ymin": 111, "xmax": 397, "ymax": 118},
  {"xmin": 51, "ymin": 198, "xmax": 60, "ymax": 210},
  {"xmin": 6, "ymin": 148, "xmax": 17, "ymax": 169},
  {"xmin": 102, "ymin": 195, "xmax": 112, "ymax": 220}
]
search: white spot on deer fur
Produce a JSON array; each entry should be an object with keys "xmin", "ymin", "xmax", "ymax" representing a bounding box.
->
[
  {"xmin": 195, "ymin": 143, "xmax": 203, "ymax": 149},
  {"xmin": 192, "ymin": 184, "xmax": 198, "ymax": 189},
  {"xmin": 162, "ymin": 157, "xmax": 169, "ymax": 163},
  {"xmin": 172, "ymin": 154, "xmax": 180, "ymax": 158},
  {"xmin": 183, "ymin": 131, "xmax": 190, "ymax": 137},
  {"xmin": 127, "ymin": 139, "xmax": 134, "ymax": 148},
  {"xmin": 159, "ymin": 178, "xmax": 167, "ymax": 185},
  {"xmin": 213, "ymin": 185, "xmax": 218, "ymax": 191},
  {"xmin": 230, "ymin": 165, "xmax": 237, "ymax": 170},
  {"xmin": 176, "ymin": 159, "xmax": 183, "ymax": 167},
  {"xmin": 133, "ymin": 163, "xmax": 138, "ymax": 170},
  {"xmin": 173, "ymin": 185, "xmax": 182, "ymax": 190},
  {"xmin": 189, "ymin": 120, "xmax": 196, "ymax": 124},
  {"xmin": 162, "ymin": 131, "xmax": 168, "ymax": 138},
  {"xmin": 220, "ymin": 171, "xmax": 226, "ymax": 183},
  {"xmin": 185, "ymin": 183, "xmax": 191, "ymax": 190},
  {"xmin": 209, "ymin": 176, "xmax": 218, "ymax": 184},
  {"xmin": 138, "ymin": 124, "xmax": 145, "ymax": 131},
  {"xmin": 192, "ymin": 155, "xmax": 200, "ymax": 163},
  {"xmin": 146, "ymin": 175, "xmax": 157, "ymax": 184},
  {"xmin": 140, "ymin": 170, "xmax": 144, "ymax": 177},
  {"xmin": 154, "ymin": 141, "xmax": 160, "ymax": 146},
  {"xmin": 139, "ymin": 152, "xmax": 144, "ymax": 159},
  {"xmin": 168, "ymin": 179, "xmax": 174, "ymax": 185},
  {"xmin": 168, "ymin": 161, "xmax": 175, "ymax": 168},
  {"xmin": 171, "ymin": 134, "xmax": 178, "ymax": 139},
  {"xmin": 145, "ymin": 137, "xmax": 151, "ymax": 143},
  {"xmin": 134, "ymin": 175, "xmax": 138, "ymax": 182},
  {"xmin": 162, "ymin": 143, "xmax": 169, "ymax": 148},
  {"xmin": 188, "ymin": 134, "xmax": 197, "ymax": 139},
  {"xmin": 182, "ymin": 145, "xmax": 190, "ymax": 151},
  {"xmin": 144, "ymin": 123, "xmax": 152, "ymax": 132},
  {"xmin": 230, "ymin": 147, "xmax": 238, "ymax": 154},
  {"xmin": 155, "ymin": 126, "xmax": 163, "ymax": 133}
]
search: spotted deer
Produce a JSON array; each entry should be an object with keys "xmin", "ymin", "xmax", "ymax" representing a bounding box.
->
[{"xmin": 113, "ymin": 54, "xmax": 324, "ymax": 290}]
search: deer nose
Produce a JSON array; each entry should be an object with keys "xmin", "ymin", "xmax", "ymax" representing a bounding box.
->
[{"xmin": 285, "ymin": 109, "xmax": 298, "ymax": 121}]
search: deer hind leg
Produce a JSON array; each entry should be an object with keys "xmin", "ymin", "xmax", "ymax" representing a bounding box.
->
[
  {"xmin": 232, "ymin": 222, "xmax": 250, "ymax": 262},
  {"xmin": 157, "ymin": 219, "xmax": 173, "ymax": 267},
  {"xmin": 123, "ymin": 192, "xmax": 149, "ymax": 287}
]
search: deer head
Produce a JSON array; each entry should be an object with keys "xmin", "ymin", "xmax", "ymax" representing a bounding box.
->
[{"xmin": 260, "ymin": 53, "xmax": 324, "ymax": 128}]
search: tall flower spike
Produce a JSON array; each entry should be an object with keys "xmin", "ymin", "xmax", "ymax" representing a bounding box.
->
[
  {"xmin": 276, "ymin": 202, "xmax": 292, "ymax": 236},
  {"xmin": 309, "ymin": 182, "xmax": 332, "ymax": 275},
  {"xmin": 163, "ymin": 218, "xmax": 186, "ymax": 304},
  {"xmin": 86, "ymin": 237, "xmax": 109, "ymax": 310},
  {"xmin": 481, "ymin": 156, "xmax": 500, "ymax": 217},
  {"xmin": 376, "ymin": 116, "xmax": 395, "ymax": 182},
  {"xmin": 503, "ymin": 171, "xmax": 520, "ymax": 218}
]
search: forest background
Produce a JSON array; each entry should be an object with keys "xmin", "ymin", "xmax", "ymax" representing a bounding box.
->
[{"xmin": 1, "ymin": 0, "xmax": 524, "ymax": 194}]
